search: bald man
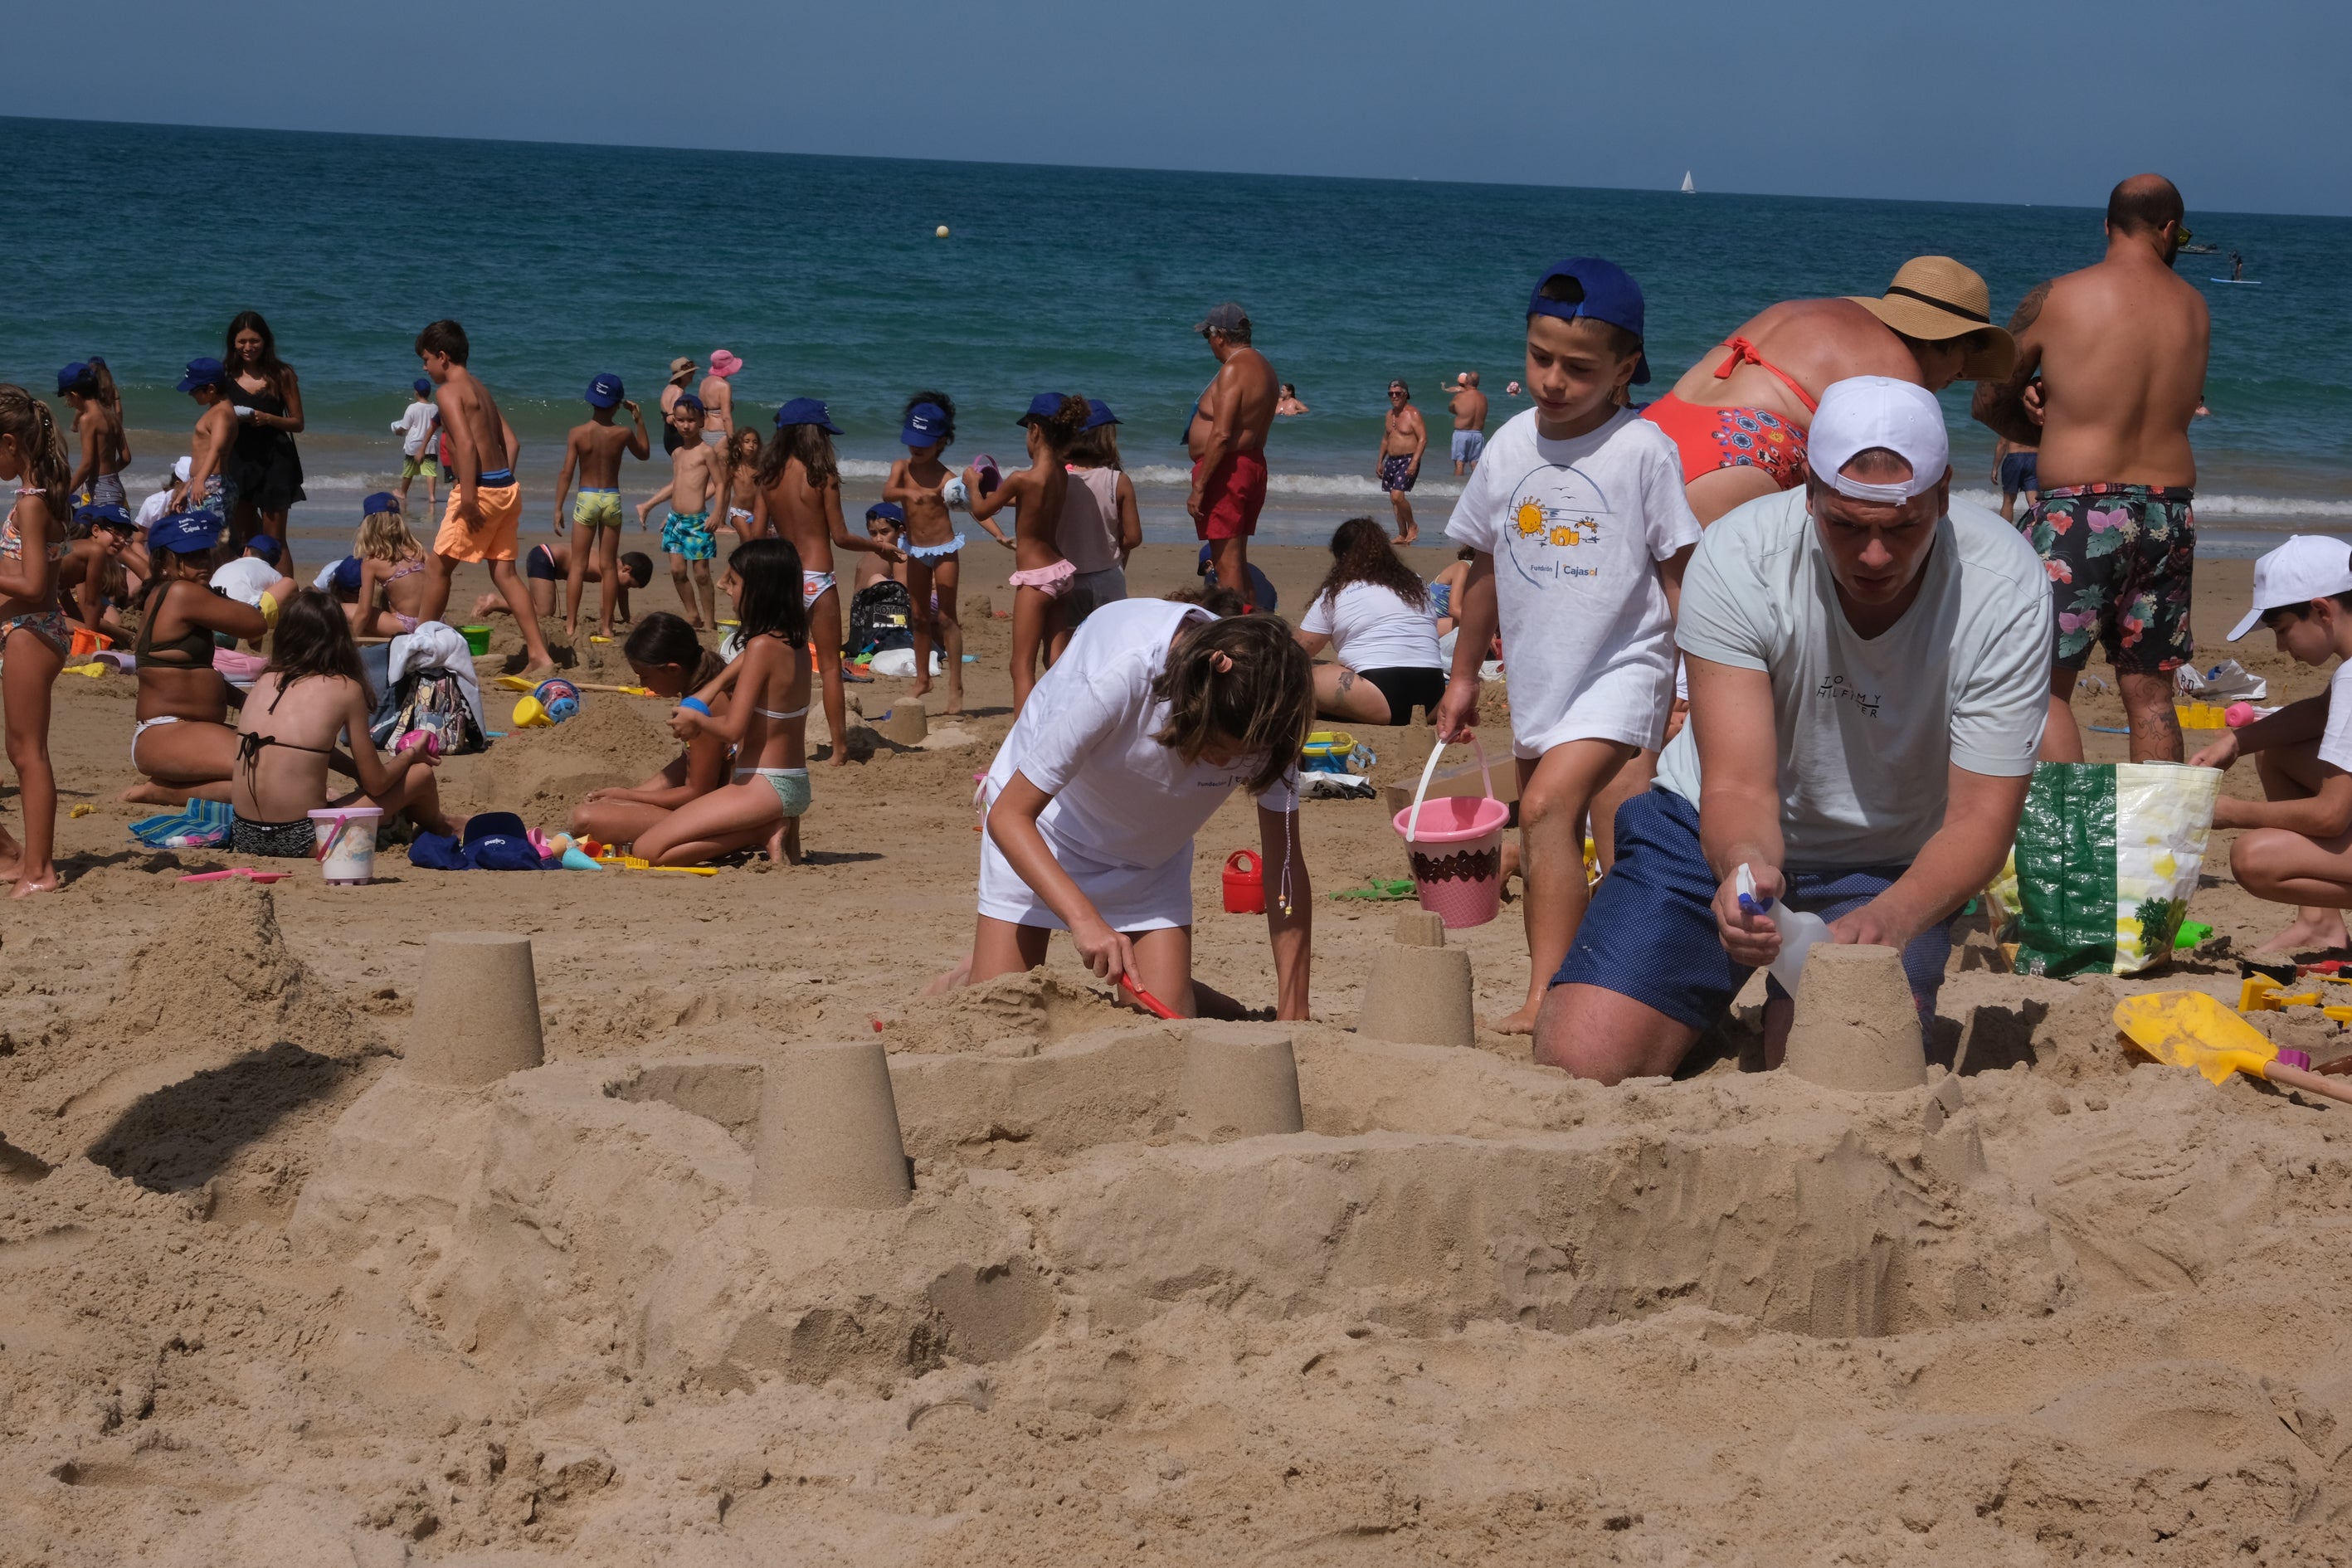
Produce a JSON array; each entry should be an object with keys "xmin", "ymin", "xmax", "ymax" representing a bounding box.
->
[
  {"xmin": 1445, "ymin": 371, "xmax": 1488, "ymax": 475},
  {"xmin": 1975, "ymin": 173, "xmax": 2210, "ymax": 767}
]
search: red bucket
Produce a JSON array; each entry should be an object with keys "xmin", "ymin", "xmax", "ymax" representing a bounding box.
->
[
  {"xmin": 1222, "ymin": 849, "xmax": 1265, "ymax": 914},
  {"xmin": 1391, "ymin": 735, "xmax": 1510, "ymax": 928}
]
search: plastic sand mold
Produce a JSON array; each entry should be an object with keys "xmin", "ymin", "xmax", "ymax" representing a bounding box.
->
[{"xmin": 2113, "ymin": 991, "xmax": 2352, "ymax": 1105}]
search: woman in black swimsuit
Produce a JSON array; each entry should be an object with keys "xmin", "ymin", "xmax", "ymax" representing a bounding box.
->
[
  {"xmin": 124, "ymin": 512, "xmax": 271, "ymax": 806},
  {"xmin": 222, "ymin": 311, "xmax": 305, "ymax": 566}
]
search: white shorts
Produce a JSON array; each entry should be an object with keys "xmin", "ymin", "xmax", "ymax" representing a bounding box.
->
[
  {"xmin": 977, "ymin": 825, "xmax": 1194, "ymax": 933},
  {"xmin": 1507, "ymin": 657, "xmax": 1677, "ymax": 761}
]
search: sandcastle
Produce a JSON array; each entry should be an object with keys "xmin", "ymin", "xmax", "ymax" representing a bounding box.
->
[
  {"xmin": 403, "ymin": 931, "xmax": 546, "ymax": 1088},
  {"xmin": 1785, "ymin": 943, "xmax": 1927, "ymax": 1092},
  {"xmin": 876, "ymin": 702, "xmax": 928, "ymax": 746},
  {"xmin": 752, "ymin": 1040, "xmax": 913, "ymax": 1208},
  {"xmin": 1173, "ymin": 1025, "xmax": 1303, "ymax": 1140},
  {"xmin": 1355, "ymin": 910, "xmax": 1476, "ymax": 1049}
]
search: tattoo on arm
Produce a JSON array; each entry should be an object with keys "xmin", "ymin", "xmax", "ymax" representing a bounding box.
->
[{"xmin": 2006, "ymin": 279, "xmax": 2053, "ymax": 336}]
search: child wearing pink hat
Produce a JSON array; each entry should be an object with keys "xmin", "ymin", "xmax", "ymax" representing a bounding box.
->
[{"xmin": 699, "ymin": 351, "xmax": 742, "ymax": 443}]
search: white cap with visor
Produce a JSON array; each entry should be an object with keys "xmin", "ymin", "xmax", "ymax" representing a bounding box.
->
[
  {"xmin": 1808, "ymin": 376, "xmax": 1950, "ymax": 504},
  {"xmin": 2228, "ymin": 535, "xmax": 2352, "ymax": 640}
]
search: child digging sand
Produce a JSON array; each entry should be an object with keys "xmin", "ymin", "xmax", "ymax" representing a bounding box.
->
[
  {"xmin": 552, "ymin": 373, "xmax": 650, "ymax": 641},
  {"xmin": 1433, "ymin": 256, "xmax": 1702, "ymax": 1034},
  {"xmin": 647, "ymin": 538, "xmax": 814, "ymax": 864},
  {"xmin": 965, "ymin": 392, "xmax": 1090, "ymax": 716},
  {"xmin": 640, "ymin": 394, "xmax": 719, "ymax": 631},
  {"xmin": 570, "ymin": 611, "xmax": 733, "ymax": 849}
]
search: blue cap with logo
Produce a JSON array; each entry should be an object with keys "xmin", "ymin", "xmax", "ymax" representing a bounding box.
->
[
  {"xmin": 1082, "ymin": 398, "xmax": 1121, "ymax": 431},
  {"xmin": 774, "ymin": 397, "xmax": 841, "ymax": 434},
  {"xmin": 151, "ymin": 511, "xmax": 229, "ymax": 557},
  {"xmin": 1527, "ymin": 257, "xmax": 1650, "ymax": 384},
  {"xmin": 330, "ymin": 555, "xmax": 365, "ymax": 592},
  {"xmin": 901, "ymin": 401, "xmax": 949, "ymax": 447},
  {"xmin": 586, "ymin": 373, "xmax": 624, "ymax": 409},
  {"xmin": 363, "ymin": 491, "xmax": 400, "ymax": 516},
  {"xmin": 1017, "ymin": 392, "xmax": 1071, "ymax": 427},
  {"xmin": 176, "ymin": 357, "xmax": 230, "ymax": 393},
  {"xmin": 75, "ymin": 501, "xmax": 136, "ymax": 533},
  {"xmin": 865, "ymin": 501, "xmax": 905, "ymax": 525},
  {"xmin": 412, "ymin": 377, "xmax": 433, "ymax": 397},
  {"xmin": 56, "ymin": 362, "xmax": 91, "ymax": 395}
]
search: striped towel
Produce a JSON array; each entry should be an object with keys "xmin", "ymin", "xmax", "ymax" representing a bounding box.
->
[{"xmin": 129, "ymin": 799, "xmax": 234, "ymax": 849}]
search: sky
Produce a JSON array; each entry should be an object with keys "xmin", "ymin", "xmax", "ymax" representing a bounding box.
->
[{"xmin": 15, "ymin": 0, "xmax": 2345, "ymax": 216}]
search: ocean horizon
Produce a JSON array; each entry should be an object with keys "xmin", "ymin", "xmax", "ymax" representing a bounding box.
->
[{"xmin": 6, "ymin": 114, "xmax": 2346, "ymax": 554}]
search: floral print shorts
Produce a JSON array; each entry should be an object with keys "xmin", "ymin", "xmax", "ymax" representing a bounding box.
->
[{"xmin": 2021, "ymin": 484, "xmax": 2195, "ymax": 674}]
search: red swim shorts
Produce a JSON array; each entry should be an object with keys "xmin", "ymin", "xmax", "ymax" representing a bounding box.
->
[{"xmin": 1192, "ymin": 450, "xmax": 1268, "ymax": 541}]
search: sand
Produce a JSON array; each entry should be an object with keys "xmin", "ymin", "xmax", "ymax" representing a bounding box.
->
[{"xmin": 5, "ymin": 543, "xmax": 2352, "ymax": 1563}]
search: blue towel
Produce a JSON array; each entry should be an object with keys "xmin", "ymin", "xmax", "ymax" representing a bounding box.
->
[{"xmin": 129, "ymin": 799, "xmax": 233, "ymax": 849}]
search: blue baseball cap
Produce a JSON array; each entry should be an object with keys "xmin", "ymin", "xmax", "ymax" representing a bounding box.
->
[
  {"xmin": 75, "ymin": 501, "xmax": 135, "ymax": 532},
  {"xmin": 586, "ymin": 373, "xmax": 624, "ymax": 408},
  {"xmin": 412, "ymin": 377, "xmax": 433, "ymax": 397},
  {"xmin": 56, "ymin": 362, "xmax": 90, "ymax": 394},
  {"xmin": 1017, "ymin": 392, "xmax": 1070, "ymax": 427},
  {"xmin": 1082, "ymin": 398, "xmax": 1121, "ymax": 431},
  {"xmin": 246, "ymin": 533, "xmax": 283, "ymax": 565},
  {"xmin": 150, "ymin": 511, "xmax": 228, "ymax": 557},
  {"xmin": 176, "ymin": 357, "xmax": 230, "ymax": 393},
  {"xmin": 901, "ymin": 401, "xmax": 949, "ymax": 447},
  {"xmin": 774, "ymin": 397, "xmax": 841, "ymax": 434},
  {"xmin": 865, "ymin": 501, "xmax": 905, "ymax": 525},
  {"xmin": 674, "ymin": 391, "xmax": 704, "ymax": 413},
  {"xmin": 1527, "ymin": 257, "xmax": 1650, "ymax": 384},
  {"xmin": 363, "ymin": 490, "xmax": 399, "ymax": 516},
  {"xmin": 330, "ymin": 555, "xmax": 364, "ymax": 592}
]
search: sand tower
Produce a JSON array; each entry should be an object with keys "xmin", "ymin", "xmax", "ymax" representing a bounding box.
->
[
  {"xmin": 1785, "ymin": 944, "xmax": 1927, "ymax": 1092},
  {"xmin": 1175, "ymin": 1025, "xmax": 1305, "ymax": 1141},
  {"xmin": 753, "ymin": 1040, "xmax": 914, "ymax": 1208},
  {"xmin": 405, "ymin": 932, "xmax": 547, "ymax": 1087},
  {"xmin": 878, "ymin": 703, "xmax": 928, "ymax": 745},
  {"xmin": 1356, "ymin": 910, "xmax": 1477, "ymax": 1049}
]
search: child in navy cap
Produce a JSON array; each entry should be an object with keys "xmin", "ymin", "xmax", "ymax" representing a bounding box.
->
[{"xmin": 1432, "ymin": 256, "xmax": 1702, "ymax": 1035}]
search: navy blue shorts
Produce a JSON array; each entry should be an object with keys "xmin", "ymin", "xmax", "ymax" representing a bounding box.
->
[
  {"xmin": 1999, "ymin": 450, "xmax": 2039, "ymax": 499},
  {"xmin": 1554, "ymin": 789, "xmax": 1955, "ymax": 1033}
]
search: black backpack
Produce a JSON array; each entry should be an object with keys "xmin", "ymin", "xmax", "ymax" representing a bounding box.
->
[{"xmin": 845, "ymin": 580, "xmax": 915, "ymax": 657}]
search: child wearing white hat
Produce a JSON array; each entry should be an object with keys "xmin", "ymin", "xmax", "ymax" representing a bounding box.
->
[{"xmin": 2191, "ymin": 534, "xmax": 2352, "ymax": 955}]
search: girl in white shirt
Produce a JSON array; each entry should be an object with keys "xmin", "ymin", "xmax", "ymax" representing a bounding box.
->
[
  {"xmin": 937, "ymin": 600, "xmax": 1316, "ymax": 1020},
  {"xmin": 1293, "ymin": 516, "xmax": 1449, "ymax": 725}
]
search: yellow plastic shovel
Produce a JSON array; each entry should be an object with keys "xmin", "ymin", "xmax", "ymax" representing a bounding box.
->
[{"xmin": 2113, "ymin": 991, "xmax": 2352, "ymax": 1106}]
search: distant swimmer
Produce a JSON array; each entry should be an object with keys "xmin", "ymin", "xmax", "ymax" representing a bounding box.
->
[
  {"xmin": 1444, "ymin": 370, "xmax": 1488, "ymax": 475},
  {"xmin": 1185, "ymin": 302, "xmax": 1278, "ymax": 611},
  {"xmin": 1644, "ymin": 256, "xmax": 2014, "ymax": 523},
  {"xmin": 1975, "ymin": 173, "xmax": 2210, "ymax": 767},
  {"xmin": 1275, "ymin": 382, "xmax": 1308, "ymax": 416},
  {"xmin": 1375, "ymin": 379, "xmax": 1425, "ymax": 545}
]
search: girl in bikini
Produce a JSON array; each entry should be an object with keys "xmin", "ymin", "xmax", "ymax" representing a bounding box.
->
[
  {"xmin": 645, "ymin": 538, "xmax": 813, "ymax": 866},
  {"xmin": 58, "ymin": 358, "xmax": 131, "ymax": 509},
  {"xmin": 229, "ymin": 591, "xmax": 455, "ymax": 858},
  {"xmin": 717, "ymin": 426, "xmax": 767, "ymax": 543},
  {"xmin": 965, "ymin": 393, "xmax": 1089, "ymax": 718},
  {"xmin": 348, "ymin": 499, "xmax": 432, "ymax": 636},
  {"xmin": 884, "ymin": 391, "xmax": 968, "ymax": 714},
  {"xmin": 569, "ymin": 611, "xmax": 733, "ymax": 849},
  {"xmin": 0, "ymin": 386, "xmax": 74, "ymax": 895},
  {"xmin": 123, "ymin": 512, "xmax": 272, "ymax": 806}
]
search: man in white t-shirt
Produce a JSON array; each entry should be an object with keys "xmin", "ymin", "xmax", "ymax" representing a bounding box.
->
[
  {"xmin": 2185, "ymin": 536, "xmax": 2352, "ymax": 956},
  {"xmin": 1543, "ymin": 377, "xmax": 2052, "ymax": 1083}
]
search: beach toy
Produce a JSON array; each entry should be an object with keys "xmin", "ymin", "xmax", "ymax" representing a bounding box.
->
[
  {"xmin": 560, "ymin": 847, "xmax": 604, "ymax": 871},
  {"xmin": 1222, "ymin": 850, "xmax": 1265, "ymax": 914},
  {"xmin": 1736, "ymin": 863, "xmax": 1836, "ymax": 996},
  {"xmin": 460, "ymin": 625, "xmax": 492, "ymax": 655},
  {"xmin": 68, "ymin": 626, "xmax": 111, "ymax": 658},
  {"xmin": 1393, "ymin": 735, "xmax": 1510, "ymax": 928},
  {"xmin": 934, "ymin": 224, "xmax": 949, "ymax": 238},
  {"xmin": 1328, "ymin": 879, "xmax": 1415, "ymax": 901},
  {"xmin": 533, "ymin": 678, "xmax": 581, "ymax": 723},
  {"xmin": 2173, "ymin": 920, "xmax": 2213, "ymax": 949},
  {"xmin": 2115, "ymin": 991, "xmax": 2352, "ymax": 1107},
  {"xmin": 510, "ymin": 695, "xmax": 551, "ymax": 728},
  {"xmin": 1117, "ymin": 972, "xmax": 1183, "ymax": 1020},
  {"xmin": 2226, "ymin": 702, "xmax": 2257, "ymax": 728},
  {"xmin": 969, "ymin": 455, "xmax": 1002, "ymax": 496},
  {"xmin": 308, "ymin": 804, "xmax": 384, "ymax": 885},
  {"xmin": 941, "ymin": 475, "xmax": 971, "ymax": 511},
  {"xmin": 178, "ymin": 868, "xmax": 287, "ymax": 884},
  {"xmin": 68, "ymin": 803, "xmax": 95, "ymax": 818},
  {"xmin": 1299, "ymin": 731, "xmax": 1356, "ymax": 774},
  {"xmin": 394, "ymin": 728, "xmax": 441, "ymax": 758}
]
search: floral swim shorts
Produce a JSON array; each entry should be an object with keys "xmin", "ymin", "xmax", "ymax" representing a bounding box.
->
[
  {"xmin": 661, "ymin": 509, "xmax": 715, "ymax": 562},
  {"xmin": 2020, "ymin": 484, "xmax": 2195, "ymax": 674}
]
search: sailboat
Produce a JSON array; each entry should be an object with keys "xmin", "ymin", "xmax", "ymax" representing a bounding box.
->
[{"xmin": 1680, "ymin": 170, "xmax": 1696, "ymax": 194}]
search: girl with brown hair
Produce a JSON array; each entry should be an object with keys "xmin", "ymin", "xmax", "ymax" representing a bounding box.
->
[
  {"xmin": 964, "ymin": 392, "xmax": 1090, "ymax": 716},
  {"xmin": 222, "ymin": 311, "xmax": 306, "ymax": 560},
  {"xmin": 0, "ymin": 385, "xmax": 73, "ymax": 894},
  {"xmin": 1293, "ymin": 515, "xmax": 1448, "ymax": 725}
]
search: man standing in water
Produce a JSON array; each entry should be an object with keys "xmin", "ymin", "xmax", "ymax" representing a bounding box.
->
[
  {"xmin": 1186, "ymin": 302, "xmax": 1278, "ymax": 611},
  {"xmin": 1376, "ymin": 379, "xmax": 1426, "ymax": 543},
  {"xmin": 1445, "ymin": 371, "xmax": 1489, "ymax": 475},
  {"xmin": 414, "ymin": 319, "xmax": 558, "ymax": 678},
  {"xmin": 1975, "ymin": 174, "xmax": 2210, "ymax": 765}
]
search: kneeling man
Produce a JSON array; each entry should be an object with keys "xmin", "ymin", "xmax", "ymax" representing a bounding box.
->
[{"xmin": 1539, "ymin": 377, "xmax": 2053, "ymax": 1082}]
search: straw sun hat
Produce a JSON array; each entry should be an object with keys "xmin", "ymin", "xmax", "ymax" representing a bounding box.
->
[{"xmin": 1849, "ymin": 256, "xmax": 2015, "ymax": 381}]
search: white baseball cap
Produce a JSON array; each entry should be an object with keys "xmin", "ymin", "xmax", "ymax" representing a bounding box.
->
[
  {"xmin": 172, "ymin": 455, "xmax": 192, "ymax": 482},
  {"xmin": 1807, "ymin": 376, "xmax": 1950, "ymax": 503},
  {"xmin": 2228, "ymin": 535, "xmax": 2352, "ymax": 640}
]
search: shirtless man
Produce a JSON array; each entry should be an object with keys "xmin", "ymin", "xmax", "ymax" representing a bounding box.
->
[
  {"xmin": 699, "ymin": 350, "xmax": 741, "ymax": 441},
  {"xmin": 1444, "ymin": 370, "xmax": 1489, "ymax": 475},
  {"xmin": 553, "ymin": 373, "xmax": 650, "ymax": 640},
  {"xmin": 413, "ymin": 319, "xmax": 557, "ymax": 676},
  {"xmin": 178, "ymin": 357, "xmax": 241, "ymax": 521},
  {"xmin": 1185, "ymin": 302, "xmax": 1278, "ymax": 611},
  {"xmin": 1975, "ymin": 174, "xmax": 2210, "ymax": 767},
  {"xmin": 1644, "ymin": 256, "xmax": 2014, "ymax": 523},
  {"xmin": 1376, "ymin": 379, "xmax": 1427, "ymax": 543},
  {"xmin": 764, "ymin": 399, "xmax": 903, "ymax": 766}
]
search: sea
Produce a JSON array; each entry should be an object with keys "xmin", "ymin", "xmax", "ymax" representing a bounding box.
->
[{"xmin": 5, "ymin": 115, "xmax": 2348, "ymax": 557}]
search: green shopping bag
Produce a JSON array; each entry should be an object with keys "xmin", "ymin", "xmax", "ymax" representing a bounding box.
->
[{"xmin": 2012, "ymin": 762, "xmax": 2221, "ymax": 977}]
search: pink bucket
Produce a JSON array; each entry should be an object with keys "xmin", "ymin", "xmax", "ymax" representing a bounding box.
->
[{"xmin": 1391, "ymin": 736, "xmax": 1510, "ymax": 928}]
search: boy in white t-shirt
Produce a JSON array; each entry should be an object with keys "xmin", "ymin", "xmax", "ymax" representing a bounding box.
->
[
  {"xmin": 2189, "ymin": 535, "xmax": 2352, "ymax": 955},
  {"xmin": 392, "ymin": 377, "xmax": 441, "ymax": 511},
  {"xmin": 1435, "ymin": 256, "xmax": 1702, "ymax": 1033}
]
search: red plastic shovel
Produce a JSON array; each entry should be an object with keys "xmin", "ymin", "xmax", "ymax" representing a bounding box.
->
[{"xmin": 1118, "ymin": 972, "xmax": 1182, "ymax": 1020}]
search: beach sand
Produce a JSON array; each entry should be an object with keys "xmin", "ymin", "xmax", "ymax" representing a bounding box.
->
[{"xmin": 5, "ymin": 539, "xmax": 2351, "ymax": 1562}]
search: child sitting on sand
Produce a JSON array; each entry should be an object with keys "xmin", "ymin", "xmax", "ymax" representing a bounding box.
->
[
  {"xmin": 347, "ymin": 492, "xmax": 433, "ymax": 636},
  {"xmin": 2191, "ymin": 537, "xmax": 2352, "ymax": 955},
  {"xmin": 124, "ymin": 511, "xmax": 274, "ymax": 806},
  {"xmin": 645, "ymin": 538, "xmax": 814, "ymax": 865},
  {"xmin": 964, "ymin": 393, "xmax": 1089, "ymax": 717},
  {"xmin": 569, "ymin": 611, "xmax": 733, "ymax": 849},
  {"xmin": 640, "ymin": 395, "xmax": 720, "ymax": 631},
  {"xmin": 228, "ymin": 590, "xmax": 458, "ymax": 857}
]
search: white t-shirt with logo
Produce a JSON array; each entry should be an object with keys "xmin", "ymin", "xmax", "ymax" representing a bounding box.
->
[
  {"xmin": 1298, "ymin": 582, "xmax": 1444, "ymax": 672},
  {"xmin": 1444, "ymin": 407, "xmax": 1701, "ymax": 757},
  {"xmin": 2318, "ymin": 664, "xmax": 2352, "ymax": 772},
  {"xmin": 1655, "ymin": 488, "xmax": 2052, "ymax": 868},
  {"xmin": 392, "ymin": 401, "xmax": 438, "ymax": 458}
]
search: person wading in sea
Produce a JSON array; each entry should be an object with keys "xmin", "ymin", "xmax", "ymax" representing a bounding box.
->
[{"xmin": 1185, "ymin": 303, "xmax": 1278, "ymax": 611}]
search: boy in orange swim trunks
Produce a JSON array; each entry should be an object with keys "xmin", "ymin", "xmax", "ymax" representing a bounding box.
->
[{"xmin": 414, "ymin": 318, "xmax": 557, "ymax": 677}]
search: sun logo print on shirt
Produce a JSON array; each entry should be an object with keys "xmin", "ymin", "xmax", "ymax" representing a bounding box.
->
[
  {"xmin": 1513, "ymin": 499, "xmax": 1546, "ymax": 539},
  {"xmin": 1496, "ymin": 459, "xmax": 1614, "ymax": 590}
]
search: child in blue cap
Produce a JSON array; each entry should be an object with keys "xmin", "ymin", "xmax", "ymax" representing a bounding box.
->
[
  {"xmin": 392, "ymin": 377, "xmax": 441, "ymax": 512},
  {"xmin": 1431, "ymin": 256, "xmax": 1702, "ymax": 1035},
  {"xmin": 883, "ymin": 392, "xmax": 968, "ymax": 713}
]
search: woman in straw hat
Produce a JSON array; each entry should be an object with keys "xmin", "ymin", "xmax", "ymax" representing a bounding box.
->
[
  {"xmin": 660, "ymin": 356, "xmax": 698, "ymax": 455},
  {"xmin": 1641, "ymin": 256, "xmax": 2014, "ymax": 524}
]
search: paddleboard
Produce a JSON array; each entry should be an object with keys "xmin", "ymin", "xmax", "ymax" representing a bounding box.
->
[{"xmin": 2209, "ymin": 278, "xmax": 2263, "ymax": 285}]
